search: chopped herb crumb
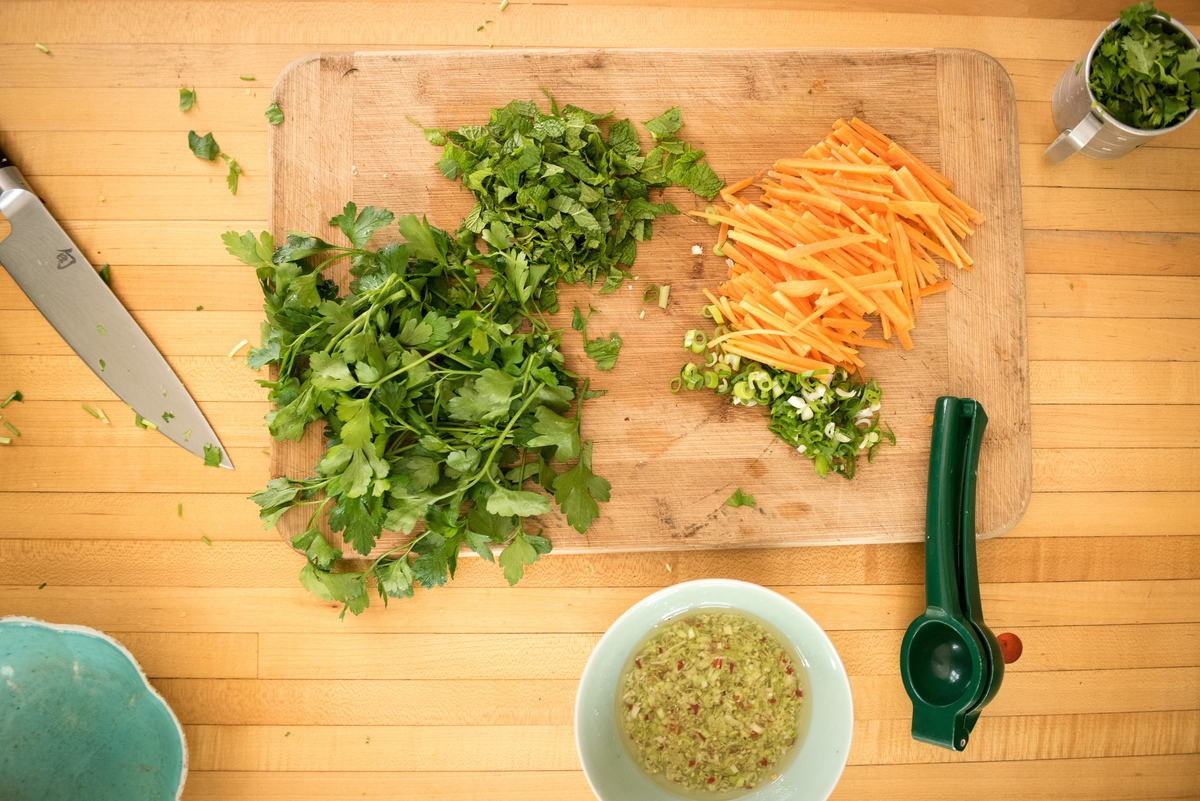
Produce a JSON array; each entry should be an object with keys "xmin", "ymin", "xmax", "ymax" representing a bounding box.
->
[
  {"xmin": 98, "ymin": 359, "xmax": 106, "ymax": 371},
  {"xmin": 196, "ymin": 306, "xmax": 204, "ymax": 311},
  {"xmin": 1, "ymin": 391, "xmax": 21, "ymax": 408},
  {"xmin": 179, "ymin": 87, "xmax": 196, "ymax": 112},
  {"xmin": 265, "ymin": 103, "xmax": 284, "ymax": 125},
  {"xmin": 96, "ymin": 324, "xmax": 106, "ymax": 335},
  {"xmin": 203, "ymin": 443, "xmax": 223, "ymax": 467},
  {"xmin": 201, "ymin": 535, "xmax": 212, "ymax": 545},
  {"xmin": 162, "ymin": 411, "xmax": 175, "ymax": 423},
  {"xmin": 82, "ymin": 404, "xmax": 99, "ymax": 419},
  {"xmin": 239, "ymin": 75, "xmax": 255, "ymax": 81},
  {"xmin": 35, "ymin": 44, "xmax": 50, "ymax": 54},
  {"xmin": 3, "ymin": 421, "xmax": 20, "ymax": 437},
  {"xmin": 37, "ymin": 582, "xmax": 47, "ymax": 589},
  {"xmin": 725, "ymin": 488, "xmax": 755, "ymax": 508},
  {"xmin": 97, "ymin": 264, "xmax": 111, "ymax": 285},
  {"xmin": 178, "ymin": 504, "xmax": 183, "ymax": 518}
]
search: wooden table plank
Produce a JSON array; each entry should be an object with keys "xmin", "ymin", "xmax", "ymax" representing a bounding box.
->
[{"xmin": 5, "ymin": 581, "xmax": 1198, "ymax": 633}]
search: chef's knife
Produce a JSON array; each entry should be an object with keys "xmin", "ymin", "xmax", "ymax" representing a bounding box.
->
[{"xmin": 0, "ymin": 142, "xmax": 232, "ymax": 468}]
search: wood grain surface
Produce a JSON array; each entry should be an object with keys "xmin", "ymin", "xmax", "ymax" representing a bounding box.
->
[
  {"xmin": 0, "ymin": 2, "xmax": 1198, "ymax": 800},
  {"xmin": 268, "ymin": 48, "xmax": 1029, "ymax": 552}
]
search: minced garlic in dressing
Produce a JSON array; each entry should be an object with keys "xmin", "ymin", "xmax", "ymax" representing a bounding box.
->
[{"xmin": 618, "ymin": 610, "xmax": 808, "ymax": 795}]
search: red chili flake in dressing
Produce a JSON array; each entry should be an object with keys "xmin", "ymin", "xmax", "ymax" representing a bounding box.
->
[
  {"xmin": 761, "ymin": 758, "xmax": 769, "ymax": 766},
  {"xmin": 729, "ymin": 661, "xmax": 736, "ymax": 674},
  {"xmin": 688, "ymin": 760, "xmax": 696, "ymax": 767},
  {"xmin": 677, "ymin": 661, "xmax": 684, "ymax": 671},
  {"xmin": 786, "ymin": 666, "xmax": 793, "ymax": 675},
  {"xmin": 635, "ymin": 659, "xmax": 642, "ymax": 669},
  {"xmin": 796, "ymin": 689, "xmax": 803, "ymax": 697},
  {"xmin": 713, "ymin": 658, "xmax": 723, "ymax": 669},
  {"xmin": 768, "ymin": 697, "xmax": 777, "ymax": 705},
  {"xmin": 708, "ymin": 778, "xmax": 716, "ymax": 785}
]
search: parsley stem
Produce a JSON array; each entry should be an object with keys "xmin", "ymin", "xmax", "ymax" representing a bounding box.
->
[{"xmin": 365, "ymin": 337, "xmax": 469, "ymax": 398}]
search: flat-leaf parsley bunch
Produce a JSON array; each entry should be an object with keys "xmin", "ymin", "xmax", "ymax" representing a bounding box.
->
[
  {"xmin": 229, "ymin": 205, "xmax": 609, "ymax": 616},
  {"xmin": 232, "ymin": 97, "xmax": 722, "ymax": 616}
]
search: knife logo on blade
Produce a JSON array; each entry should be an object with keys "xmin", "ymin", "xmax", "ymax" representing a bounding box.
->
[{"xmin": 55, "ymin": 247, "xmax": 76, "ymax": 269}]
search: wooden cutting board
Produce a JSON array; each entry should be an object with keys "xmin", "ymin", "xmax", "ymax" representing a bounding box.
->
[{"xmin": 268, "ymin": 48, "xmax": 1029, "ymax": 554}]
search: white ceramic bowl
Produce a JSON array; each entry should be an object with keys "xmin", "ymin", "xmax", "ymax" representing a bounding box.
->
[{"xmin": 575, "ymin": 579, "xmax": 853, "ymax": 800}]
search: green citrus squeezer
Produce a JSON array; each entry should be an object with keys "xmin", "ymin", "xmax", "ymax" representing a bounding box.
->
[{"xmin": 900, "ymin": 396, "xmax": 1005, "ymax": 751}]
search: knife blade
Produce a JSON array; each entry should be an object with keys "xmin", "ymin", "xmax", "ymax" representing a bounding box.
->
[{"xmin": 0, "ymin": 144, "xmax": 233, "ymax": 469}]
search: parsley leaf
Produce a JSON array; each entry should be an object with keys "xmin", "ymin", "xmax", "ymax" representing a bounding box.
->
[
  {"xmin": 487, "ymin": 487, "xmax": 552, "ymax": 517},
  {"xmin": 188, "ymin": 131, "xmax": 219, "ymax": 160},
  {"xmin": 497, "ymin": 531, "xmax": 551, "ymax": 586},
  {"xmin": 203, "ymin": 443, "xmax": 223, "ymax": 467},
  {"xmin": 329, "ymin": 201, "xmax": 396, "ymax": 248},
  {"xmin": 725, "ymin": 488, "xmax": 755, "ymax": 508},
  {"xmin": 265, "ymin": 102, "xmax": 284, "ymax": 125},
  {"xmin": 525, "ymin": 405, "xmax": 580, "ymax": 461},
  {"xmin": 584, "ymin": 331, "xmax": 622, "ymax": 371},
  {"xmin": 221, "ymin": 153, "xmax": 241, "ymax": 195},
  {"xmin": 553, "ymin": 441, "xmax": 611, "ymax": 533},
  {"xmin": 179, "ymin": 87, "xmax": 195, "ymax": 112}
]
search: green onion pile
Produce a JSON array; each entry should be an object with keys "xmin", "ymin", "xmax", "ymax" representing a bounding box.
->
[{"xmin": 675, "ymin": 327, "xmax": 893, "ymax": 478}]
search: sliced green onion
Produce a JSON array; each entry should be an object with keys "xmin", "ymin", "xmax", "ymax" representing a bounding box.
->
[
  {"xmin": 704, "ymin": 205, "xmax": 720, "ymax": 225},
  {"xmin": 703, "ymin": 370, "xmax": 719, "ymax": 389},
  {"xmin": 724, "ymin": 353, "xmax": 741, "ymax": 371},
  {"xmin": 0, "ymin": 437, "xmax": 10, "ymax": 445},
  {"xmin": 715, "ymin": 378, "xmax": 731, "ymax": 395},
  {"xmin": 689, "ymin": 331, "xmax": 708, "ymax": 354},
  {"xmin": 3, "ymin": 421, "xmax": 20, "ymax": 437},
  {"xmin": 643, "ymin": 284, "xmax": 660, "ymax": 304},
  {"xmin": 682, "ymin": 330, "xmax": 696, "ymax": 349},
  {"xmin": 701, "ymin": 306, "xmax": 714, "ymax": 319},
  {"xmin": 669, "ymin": 377, "xmax": 683, "ymax": 393},
  {"xmin": 733, "ymin": 382, "xmax": 754, "ymax": 401},
  {"xmin": 97, "ymin": 408, "xmax": 110, "ymax": 425},
  {"xmin": 35, "ymin": 43, "xmax": 50, "ymax": 54},
  {"xmin": 703, "ymin": 351, "xmax": 719, "ymax": 368},
  {"xmin": 82, "ymin": 404, "xmax": 99, "ymax": 419},
  {"xmin": 1, "ymin": 391, "xmax": 21, "ymax": 408},
  {"xmin": 658, "ymin": 285, "xmax": 670, "ymax": 309}
]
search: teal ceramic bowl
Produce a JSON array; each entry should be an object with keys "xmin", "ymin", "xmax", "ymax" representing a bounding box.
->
[
  {"xmin": 575, "ymin": 580, "xmax": 852, "ymax": 801},
  {"xmin": 0, "ymin": 617, "xmax": 187, "ymax": 801}
]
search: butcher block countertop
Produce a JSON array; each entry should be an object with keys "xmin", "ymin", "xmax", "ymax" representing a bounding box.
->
[{"xmin": 1, "ymin": 2, "xmax": 1198, "ymax": 799}]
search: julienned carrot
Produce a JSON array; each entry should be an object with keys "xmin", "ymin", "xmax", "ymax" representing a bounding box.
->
[{"xmin": 697, "ymin": 117, "xmax": 984, "ymax": 376}]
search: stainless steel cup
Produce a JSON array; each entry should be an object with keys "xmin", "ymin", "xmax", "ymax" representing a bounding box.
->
[{"xmin": 1045, "ymin": 14, "xmax": 1199, "ymax": 164}]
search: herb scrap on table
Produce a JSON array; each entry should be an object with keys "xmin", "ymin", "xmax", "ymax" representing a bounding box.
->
[{"xmin": 725, "ymin": 488, "xmax": 755, "ymax": 508}]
